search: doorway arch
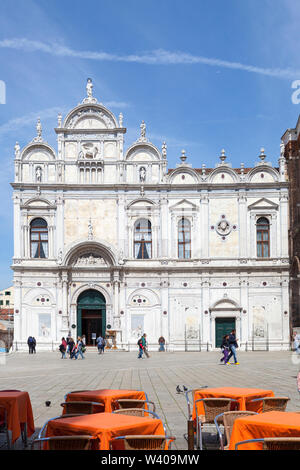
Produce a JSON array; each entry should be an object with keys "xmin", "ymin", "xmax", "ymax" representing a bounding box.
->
[{"xmin": 77, "ymin": 289, "xmax": 106, "ymax": 345}]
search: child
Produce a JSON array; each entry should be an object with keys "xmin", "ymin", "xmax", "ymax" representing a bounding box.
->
[{"xmin": 220, "ymin": 334, "xmax": 230, "ymax": 364}]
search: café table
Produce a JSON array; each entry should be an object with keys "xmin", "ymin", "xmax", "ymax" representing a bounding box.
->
[
  {"xmin": 192, "ymin": 387, "xmax": 274, "ymax": 419},
  {"xmin": 45, "ymin": 412, "xmax": 165, "ymax": 450},
  {"xmin": 0, "ymin": 390, "xmax": 35, "ymax": 445},
  {"xmin": 229, "ymin": 411, "xmax": 300, "ymax": 450},
  {"xmin": 65, "ymin": 389, "xmax": 147, "ymax": 412}
]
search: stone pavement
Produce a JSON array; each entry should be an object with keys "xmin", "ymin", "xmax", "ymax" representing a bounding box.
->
[{"xmin": 0, "ymin": 349, "xmax": 299, "ymax": 450}]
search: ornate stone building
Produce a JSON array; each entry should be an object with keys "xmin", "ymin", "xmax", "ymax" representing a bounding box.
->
[
  {"xmin": 11, "ymin": 80, "xmax": 290, "ymax": 350},
  {"xmin": 282, "ymin": 115, "xmax": 300, "ymax": 329}
]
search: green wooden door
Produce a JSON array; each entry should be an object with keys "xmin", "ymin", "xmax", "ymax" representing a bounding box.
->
[
  {"xmin": 77, "ymin": 289, "xmax": 106, "ymax": 342},
  {"xmin": 215, "ymin": 318, "xmax": 236, "ymax": 348}
]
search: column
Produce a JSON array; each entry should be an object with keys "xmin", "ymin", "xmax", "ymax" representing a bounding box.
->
[
  {"xmin": 280, "ymin": 194, "xmax": 289, "ymax": 258},
  {"xmin": 160, "ymin": 197, "xmax": 168, "ymax": 257},
  {"xmin": 200, "ymin": 194, "xmax": 209, "ymax": 258},
  {"xmin": 238, "ymin": 194, "xmax": 247, "ymax": 258}
]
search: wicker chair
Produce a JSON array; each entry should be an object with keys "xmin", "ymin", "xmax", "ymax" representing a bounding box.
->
[
  {"xmin": 60, "ymin": 401, "xmax": 104, "ymax": 415},
  {"xmin": 31, "ymin": 435, "xmax": 93, "ymax": 450},
  {"xmin": 195, "ymin": 398, "xmax": 237, "ymax": 450},
  {"xmin": 235, "ymin": 437, "xmax": 300, "ymax": 450},
  {"xmin": 110, "ymin": 435, "xmax": 176, "ymax": 450},
  {"xmin": 248, "ymin": 397, "xmax": 290, "ymax": 413},
  {"xmin": 0, "ymin": 405, "xmax": 11, "ymax": 449},
  {"xmin": 112, "ymin": 399, "xmax": 156, "ymax": 413},
  {"xmin": 214, "ymin": 411, "xmax": 258, "ymax": 450},
  {"xmin": 113, "ymin": 408, "xmax": 160, "ymax": 419},
  {"xmin": 181, "ymin": 386, "xmax": 208, "ymax": 420},
  {"xmin": 38, "ymin": 414, "xmax": 86, "ymax": 439}
]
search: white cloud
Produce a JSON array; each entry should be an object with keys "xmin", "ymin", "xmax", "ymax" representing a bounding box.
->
[{"xmin": 0, "ymin": 38, "xmax": 299, "ymax": 79}]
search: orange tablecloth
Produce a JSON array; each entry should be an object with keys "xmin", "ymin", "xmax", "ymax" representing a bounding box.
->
[
  {"xmin": 0, "ymin": 391, "xmax": 35, "ymax": 443},
  {"xmin": 65, "ymin": 389, "xmax": 146, "ymax": 412},
  {"xmin": 45, "ymin": 412, "xmax": 164, "ymax": 450},
  {"xmin": 229, "ymin": 411, "xmax": 300, "ymax": 450},
  {"xmin": 192, "ymin": 387, "xmax": 274, "ymax": 419}
]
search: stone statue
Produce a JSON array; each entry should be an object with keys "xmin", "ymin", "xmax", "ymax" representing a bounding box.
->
[
  {"xmin": 57, "ymin": 113, "xmax": 62, "ymax": 128},
  {"xmin": 14, "ymin": 141, "xmax": 20, "ymax": 159},
  {"xmin": 162, "ymin": 141, "xmax": 167, "ymax": 159},
  {"xmin": 86, "ymin": 78, "xmax": 93, "ymax": 99},
  {"xmin": 57, "ymin": 249, "xmax": 63, "ymax": 265},
  {"xmin": 88, "ymin": 218, "xmax": 93, "ymax": 240},
  {"xmin": 35, "ymin": 166, "xmax": 42, "ymax": 182},
  {"xmin": 140, "ymin": 120, "xmax": 146, "ymax": 139},
  {"xmin": 119, "ymin": 112, "xmax": 123, "ymax": 127},
  {"xmin": 139, "ymin": 166, "xmax": 146, "ymax": 182},
  {"xmin": 36, "ymin": 118, "xmax": 42, "ymax": 139}
]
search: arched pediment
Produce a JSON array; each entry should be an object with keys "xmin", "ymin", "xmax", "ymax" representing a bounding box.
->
[
  {"xmin": 63, "ymin": 240, "xmax": 116, "ymax": 267},
  {"xmin": 208, "ymin": 167, "xmax": 238, "ymax": 184},
  {"xmin": 210, "ymin": 298, "xmax": 241, "ymax": 310},
  {"xmin": 168, "ymin": 168, "xmax": 200, "ymax": 184},
  {"xmin": 127, "ymin": 198, "xmax": 156, "ymax": 209},
  {"xmin": 63, "ymin": 104, "xmax": 118, "ymax": 130},
  {"xmin": 125, "ymin": 142, "xmax": 161, "ymax": 161},
  {"xmin": 23, "ymin": 197, "xmax": 55, "ymax": 209},
  {"xmin": 21, "ymin": 142, "xmax": 57, "ymax": 161},
  {"xmin": 128, "ymin": 288, "xmax": 160, "ymax": 307},
  {"xmin": 247, "ymin": 166, "xmax": 279, "ymax": 183}
]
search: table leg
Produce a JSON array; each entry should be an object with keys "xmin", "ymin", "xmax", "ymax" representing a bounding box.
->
[{"xmin": 187, "ymin": 419, "xmax": 194, "ymax": 450}]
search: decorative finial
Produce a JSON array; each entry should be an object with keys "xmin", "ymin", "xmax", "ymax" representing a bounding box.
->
[
  {"xmin": 240, "ymin": 162, "xmax": 245, "ymax": 175},
  {"xmin": 220, "ymin": 149, "xmax": 227, "ymax": 163},
  {"xmin": 259, "ymin": 147, "xmax": 266, "ymax": 162},
  {"xmin": 162, "ymin": 141, "xmax": 167, "ymax": 159},
  {"xmin": 119, "ymin": 112, "xmax": 123, "ymax": 127},
  {"xmin": 14, "ymin": 141, "xmax": 20, "ymax": 159},
  {"xmin": 280, "ymin": 141, "xmax": 285, "ymax": 157},
  {"xmin": 180, "ymin": 149, "xmax": 187, "ymax": 163},
  {"xmin": 202, "ymin": 163, "xmax": 206, "ymax": 176},
  {"xmin": 58, "ymin": 113, "xmax": 62, "ymax": 128}
]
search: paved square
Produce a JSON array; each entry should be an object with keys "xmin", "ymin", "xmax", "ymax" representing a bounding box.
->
[{"xmin": 0, "ymin": 349, "xmax": 299, "ymax": 450}]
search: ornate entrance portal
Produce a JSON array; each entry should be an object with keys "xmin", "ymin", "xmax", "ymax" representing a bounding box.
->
[{"xmin": 77, "ymin": 289, "xmax": 106, "ymax": 345}]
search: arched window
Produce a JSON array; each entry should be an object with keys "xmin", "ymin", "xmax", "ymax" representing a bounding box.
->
[
  {"xmin": 30, "ymin": 218, "xmax": 48, "ymax": 258},
  {"xmin": 134, "ymin": 219, "xmax": 152, "ymax": 259},
  {"xmin": 256, "ymin": 217, "xmax": 270, "ymax": 258},
  {"xmin": 178, "ymin": 218, "xmax": 191, "ymax": 259}
]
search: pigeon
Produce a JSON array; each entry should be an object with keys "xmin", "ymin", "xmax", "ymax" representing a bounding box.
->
[
  {"xmin": 183, "ymin": 385, "xmax": 188, "ymax": 392},
  {"xmin": 45, "ymin": 401, "xmax": 51, "ymax": 407},
  {"xmin": 176, "ymin": 385, "xmax": 183, "ymax": 394}
]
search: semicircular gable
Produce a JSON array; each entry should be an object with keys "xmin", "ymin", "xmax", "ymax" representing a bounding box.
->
[
  {"xmin": 169, "ymin": 168, "xmax": 200, "ymax": 184},
  {"xmin": 63, "ymin": 240, "xmax": 117, "ymax": 267},
  {"xmin": 208, "ymin": 168, "xmax": 238, "ymax": 184},
  {"xmin": 127, "ymin": 198, "xmax": 156, "ymax": 209},
  {"xmin": 23, "ymin": 197, "xmax": 53, "ymax": 208},
  {"xmin": 63, "ymin": 104, "xmax": 118, "ymax": 130},
  {"xmin": 128, "ymin": 288, "xmax": 160, "ymax": 307},
  {"xmin": 125, "ymin": 142, "xmax": 161, "ymax": 161},
  {"xmin": 247, "ymin": 166, "xmax": 279, "ymax": 183},
  {"xmin": 21, "ymin": 143, "xmax": 56, "ymax": 161}
]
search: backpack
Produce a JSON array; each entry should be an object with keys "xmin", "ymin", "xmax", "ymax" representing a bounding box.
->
[
  {"xmin": 137, "ymin": 338, "xmax": 143, "ymax": 346},
  {"xmin": 59, "ymin": 344, "xmax": 65, "ymax": 352}
]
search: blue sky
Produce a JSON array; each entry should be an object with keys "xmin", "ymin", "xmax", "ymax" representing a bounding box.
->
[{"xmin": 0, "ymin": 0, "xmax": 299, "ymax": 289}]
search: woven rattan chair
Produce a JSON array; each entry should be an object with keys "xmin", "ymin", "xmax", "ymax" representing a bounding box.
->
[
  {"xmin": 60, "ymin": 401, "xmax": 104, "ymax": 415},
  {"xmin": 0, "ymin": 405, "xmax": 11, "ymax": 449},
  {"xmin": 235, "ymin": 437, "xmax": 300, "ymax": 450},
  {"xmin": 38, "ymin": 414, "xmax": 86, "ymax": 439},
  {"xmin": 195, "ymin": 398, "xmax": 237, "ymax": 450},
  {"xmin": 31, "ymin": 435, "xmax": 93, "ymax": 450},
  {"xmin": 112, "ymin": 399, "xmax": 156, "ymax": 413},
  {"xmin": 248, "ymin": 397, "xmax": 290, "ymax": 413},
  {"xmin": 113, "ymin": 408, "xmax": 160, "ymax": 419},
  {"xmin": 181, "ymin": 386, "xmax": 208, "ymax": 420},
  {"xmin": 214, "ymin": 411, "xmax": 258, "ymax": 450},
  {"xmin": 110, "ymin": 435, "xmax": 176, "ymax": 450}
]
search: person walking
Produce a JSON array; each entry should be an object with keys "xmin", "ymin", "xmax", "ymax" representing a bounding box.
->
[
  {"xmin": 32, "ymin": 337, "xmax": 36, "ymax": 354},
  {"xmin": 225, "ymin": 329, "xmax": 239, "ymax": 365},
  {"xmin": 75, "ymin": 337, "xmax": 85, "ymax": 360},
  {"xmin": 81, "ymin": 335, "xmax": 86, "ymax": 348},
  {"xmin": 220, "ymin": 334, "xmax": 230, "ymax": 364},
  {"xmin": 96, "ymin": 335, "xmax": 104, "ymax": 354},
  {"xmin": 27, "ymin": 336, "xmax": 34, "ymax": 354},
  {"xmin": 142, "ymin": 333, "xmax": 150, "ymax": 358},
  {"xmin": 59, "ymin": 337, "xmax": 67, "ymax": 359},
  {"xmin": 100, "ymin": 336, "xmax": 106, "ymax": 354},
  {"xmin": 293, "ymin": 332, "xmax": 300, "ymax": 355},
  {"xmin": 158, "ymin": 336, "xmax": 166, "ymax": 352},
  {"xmin": 69, "ymin": 338, "xmax": 76, "ymax": 359},
  {"xmin": 137, "ymin": 336, "xmax": 144, "ymax": 359}
]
